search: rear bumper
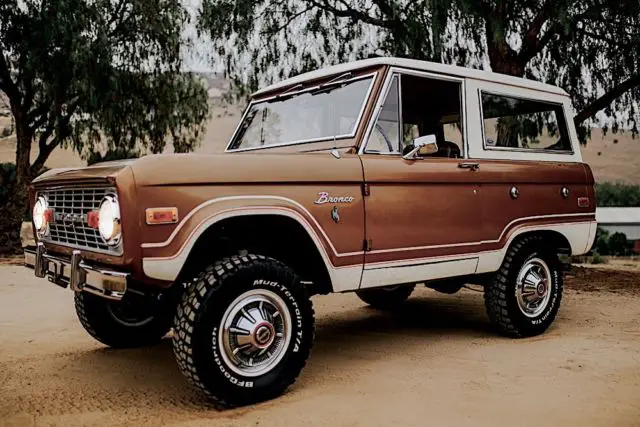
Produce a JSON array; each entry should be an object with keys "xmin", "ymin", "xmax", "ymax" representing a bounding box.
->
[{"xmin": 24, "ymin": 243, "xmax": 128, "ymax": 301}]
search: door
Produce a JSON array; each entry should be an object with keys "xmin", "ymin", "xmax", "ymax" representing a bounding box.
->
[{"xmin": 359, "ymin": 71, "xmax": 482, "ymax": 289}]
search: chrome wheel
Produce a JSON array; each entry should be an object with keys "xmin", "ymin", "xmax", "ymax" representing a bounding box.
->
[
  {"xmin": 218, "ymin": 289, "xmax": 292, "ymax": 377},
  {"xmin": 515, "ymin": 258, "xmax": 552, "ymax": 318}
]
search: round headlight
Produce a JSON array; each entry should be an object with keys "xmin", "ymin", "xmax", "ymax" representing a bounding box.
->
[
  {"xmin": 33, "ymin": 196, "xmax": 48, "ymax": 234},
  {"xmin": 98, "ymin": 195, "xmax": 121, "ymax": 245}
]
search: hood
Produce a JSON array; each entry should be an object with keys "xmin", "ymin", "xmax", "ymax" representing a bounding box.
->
[
  {"xmin": 130, "ymin": 152, "xmax": 361, "ymax": 186},
  {"xmin": 32, "ymin": 151, "xmax": 362, "ymax": 187},
  {"xmin": 32, "ymin": 159, "xmax": 136, "ymax": 186}
]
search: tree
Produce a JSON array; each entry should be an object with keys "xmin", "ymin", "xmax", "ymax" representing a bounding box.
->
[
  {"xmin": 198, "ymin": 0, "xmax": 639, "ymax": 140},
  {"xmin": 608, "ymin": 232, "xmax": 629, "ymax": 256},
  {"xmin": 595, "ymin": 182, "xmax": 640, "ymax": 207},
  {"xmin": 593, "ymin": 226, "xmax": 610, "ymax": 255},
  {"xmin": 0, "ymin": 0, "xmax": 210, "ymax": 254}
]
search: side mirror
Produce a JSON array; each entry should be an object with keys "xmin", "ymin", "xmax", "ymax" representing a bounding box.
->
[{"xmin": 402, "ymin": 135, "xmax": 438, "ymax": 160}]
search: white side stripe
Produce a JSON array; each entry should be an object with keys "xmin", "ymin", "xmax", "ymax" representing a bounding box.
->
[{"xmin": 140, "ymin": 193, "xmax": 593, "ymax": 258}]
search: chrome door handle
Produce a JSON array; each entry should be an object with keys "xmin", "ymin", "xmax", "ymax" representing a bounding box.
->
[{"xmin": 458, "ymin": 162, "xmax": 480, "ymax": 171}]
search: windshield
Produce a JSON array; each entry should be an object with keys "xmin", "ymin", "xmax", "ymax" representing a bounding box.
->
[{"xmin": 228, "ymin": 75, "xmax": 374, "ymax": 151}]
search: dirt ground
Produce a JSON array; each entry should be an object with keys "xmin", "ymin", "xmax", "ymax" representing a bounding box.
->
[{"xmin": 1, "ymin": 265, "xmax": 640, "ymax": 427}]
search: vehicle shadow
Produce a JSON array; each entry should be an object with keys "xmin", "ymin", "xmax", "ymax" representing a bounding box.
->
[
  {"xmin": 312, "ymin": 292, "xmax": 492, "ymax": 357},
  {"xmin": 66, "ymin": 292, "xmax": 491, "ymax": 411}
]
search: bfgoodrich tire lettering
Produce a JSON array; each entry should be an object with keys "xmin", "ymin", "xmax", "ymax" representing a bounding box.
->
[
  {"xmin": 172, "ymin": 254, "xmax": 314, "ymax": 407},
  {"xmin": 484, "ymin": 236, "xmax": 564, "ymax": 338}
]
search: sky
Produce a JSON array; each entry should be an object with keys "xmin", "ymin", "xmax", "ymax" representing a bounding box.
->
[{"xmin": 182, "ymin": 0, "xmax": 216, "ymax": 73}]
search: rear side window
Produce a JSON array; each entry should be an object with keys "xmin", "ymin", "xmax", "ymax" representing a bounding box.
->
[{"xmin": 481, "ymin": 92, "xmax": 572, "ymax": 152}]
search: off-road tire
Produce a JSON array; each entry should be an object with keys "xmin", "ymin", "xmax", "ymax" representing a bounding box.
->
[
  {"xmin": 356, "ymin": 285, "xmax": 415, "ymax": 309},
  {"xmin": 74, "ymin": 292, "xmax": 173, "ymax": 348},
  {"xmin": 484, "ymin": 236, "xmax": 564, "ymax": 338},
  {"xmin": 172, "ymin": 254, "xmax": 315, "ymax": 408}
]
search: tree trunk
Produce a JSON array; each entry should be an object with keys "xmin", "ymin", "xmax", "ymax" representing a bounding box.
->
[{"xmin": 0, "ymin": 116, "xmax": 32, "ymax": 255}]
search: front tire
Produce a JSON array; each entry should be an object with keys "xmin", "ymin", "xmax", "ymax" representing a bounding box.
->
[
  {"xmin": 74, "ymin": 292, "xmax": 173, "ymax": 348},
  {"xmin": 356, "ymin": 285, "xmax": 415, "ymax": 309},
  {"xmin": 484, "ymin": 236, "xmax": 564, "ymax": 338},
  {"xmin": 172, "ymin": 254, "xmax": 315, "ymax": 407}
]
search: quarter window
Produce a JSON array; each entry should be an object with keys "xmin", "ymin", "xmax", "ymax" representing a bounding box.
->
[{"xmin": 481, "ymin": 93, "xmax": 571, "ymax": 152}]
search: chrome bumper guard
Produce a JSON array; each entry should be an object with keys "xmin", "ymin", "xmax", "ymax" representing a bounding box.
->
[{"xmin": 24, "ymin": 242, "xmax": 128, "ymax": 301}]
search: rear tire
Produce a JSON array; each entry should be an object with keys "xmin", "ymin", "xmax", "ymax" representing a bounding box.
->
[
  {"xmin": 484, "ymin": 236, "xmax": 564, "ymax": 338},
  {"xmin": 74, "ymin": 292, "xmax": 173, "ymax": 348},
  {"xmin": 172, "ymin": 254, "xmax": 315, "ymax": 407},
  {"xmin": 356, "ymin": 285, "xmax": 415, "ymax": 309}
]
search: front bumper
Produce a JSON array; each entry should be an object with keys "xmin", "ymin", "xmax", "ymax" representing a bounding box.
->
[{"xmin": 24, "ymin": 242, "xmax": 128, "ymax": 301}]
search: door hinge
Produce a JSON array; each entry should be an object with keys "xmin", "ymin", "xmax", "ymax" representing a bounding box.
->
[
  {"xmin": 362, "ymin": 183, "xmax": 370, "ymax": 197},
  {"xmin": 363, "ymin": 239, "xmax": 372, "ymax": 251}
]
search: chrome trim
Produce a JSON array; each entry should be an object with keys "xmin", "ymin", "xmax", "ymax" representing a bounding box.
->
[
  {"xmin": 35, "ymin": 242, "xmax": 46, "ymax": 278},
  {"xmin": 98, "ymin": 194, "xmax": 122, "ymax": 246},
  {"xmin": 219, "ymin": 289, "xmax": 292, "ymax": 377},
  {"xmin": 24, "ymin": 246, "xmax": 128, "ymax": 301},
  {"xmin": 225, "ymin": 72, "xmax": 378, "ymax": 153},
  {"xmin": 397, "ymin": 73, "xmax": 403, "ymax": 153},
  {"xmin": 70, "ymin": 250, "xmax": 85, "ymax": 292},
  {"xmin": 36, "ymin": 186, "xmax": 123, "ymax": 256},
  {"xmin": 360, "ymin": 71, "xmax": 396, "ymax": 154},
  {"xmin": 33, "ymin": 195, "xmax": 50, "ymax": 237},
  {"xmin": 515, "ymin": 257, "xmax": 553, "ymax": 318},
  {"xmin": 510, "ymin": 186, "xmax": 520, "ymax": 199}
]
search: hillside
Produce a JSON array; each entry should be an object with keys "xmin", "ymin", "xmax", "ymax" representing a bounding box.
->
[{"xmin": 1, "ymin": 92, "xmax": 639, "ymax": 184}]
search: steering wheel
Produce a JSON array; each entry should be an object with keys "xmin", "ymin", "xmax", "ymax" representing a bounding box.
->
[{"xmin": 374, "ymin": 123, "xmax": 395, "ymax": 153}]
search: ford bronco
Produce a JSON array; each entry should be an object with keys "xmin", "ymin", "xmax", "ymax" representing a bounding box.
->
[{"xmin": 24, "ymin": 57, "xmax": 597, "ymax": 406}]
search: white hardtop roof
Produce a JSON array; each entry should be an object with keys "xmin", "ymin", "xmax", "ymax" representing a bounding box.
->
[
  {"xmin": 252, "ymin": 57, "xmax": 569, "ymax": 97},
  {"xmin": 596, "ymin": 207, "xmax": 640, "ymax": 224}
]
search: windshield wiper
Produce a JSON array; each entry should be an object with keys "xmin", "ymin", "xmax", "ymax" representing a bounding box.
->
[
  {"xmin": 309, "ymin": 72, "xmax": 354, "ymax": 95},
  {"xmin": 273, "ymin": 83, "xmax": 304, "ymax": 101}
]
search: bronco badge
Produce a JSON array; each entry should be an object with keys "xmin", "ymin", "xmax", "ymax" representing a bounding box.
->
[
  {"xmin": 331, "ymin": 206, "xmax": 340, "ymax": 223},
  {"xmin": 313, "ymin": 192, "xmax": 354, "ymax": 205}
]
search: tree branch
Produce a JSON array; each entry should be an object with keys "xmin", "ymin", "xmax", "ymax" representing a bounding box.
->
[
  {"xmin": 0, "ymin": 53, "xmax": 20, "ymax": 105},
  {"xmin": 574, "ymin": 74, "xmax": 640, "ymax": 125},
  {"xmin": 261, "ymin": 5, "xmax": 314, "ymax": 35},
  {"xmin": 30, "ymin": 99, "xmax": 80, "ymax": 175},
  {"xmin": 303, "ymin": 0, "xmax": 393, "ymax": 28},
  {"xmin": 517, "ymin": 0, "xmax": 558, "ymax": 62},
  {"xmin": 30, "ymin": 136, "xmax": 60, "ymax": 176},
  {"xmin": 371, "ymin": 0, "xmax": 395, "ymax": 17},
  {"xmin": 27, "ymin": 99, "xmax": 51, "ymax": 128}
]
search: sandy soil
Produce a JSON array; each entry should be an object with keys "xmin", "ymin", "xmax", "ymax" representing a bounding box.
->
[{"xmin": 1, "ymin": 265, "xmax": 639, "ymax": 427}]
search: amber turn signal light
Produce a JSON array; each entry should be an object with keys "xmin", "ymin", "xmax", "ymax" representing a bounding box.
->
[{"xmin": 146, "ymin": 207, "xmax": 179, "ymax": 225}]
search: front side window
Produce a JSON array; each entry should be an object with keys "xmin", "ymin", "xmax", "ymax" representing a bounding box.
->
[
  {"xmin": 365, "ymin": 73, "xmax": 464, "ymax": 158},
  {"xmin": 481, "ymin": 93, "xmax": 571, "ymax": 152},
  {"xmin": 228, "ymin": 76, "xmax": 374, "ymax": 150}
]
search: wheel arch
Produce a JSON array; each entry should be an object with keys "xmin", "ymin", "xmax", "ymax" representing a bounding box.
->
[
  {"xmin": 174, "ymin": 212, "xmax": 335, "ymax": 295},
  {"xmin": 508, "ymin": 229, "xmax": 573, "ymax": 255}
]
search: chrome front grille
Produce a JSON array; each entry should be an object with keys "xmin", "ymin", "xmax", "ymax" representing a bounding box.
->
[{"xmin": 38, "ymin": 187, "xmax": 121, "ymax": 255}]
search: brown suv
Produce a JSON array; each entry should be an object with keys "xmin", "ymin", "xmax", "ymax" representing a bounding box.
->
[{"xmin": 25, "ymin": 57, "xmax": 597, "ymax": 406}]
